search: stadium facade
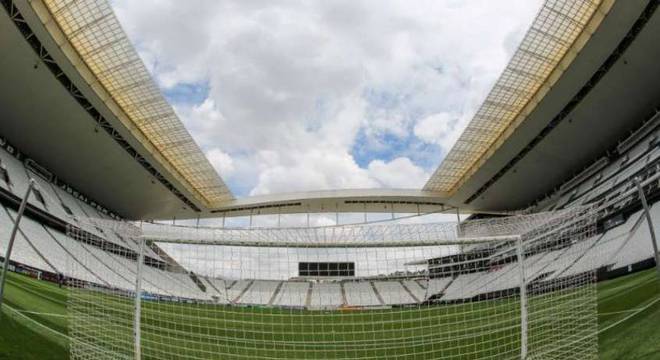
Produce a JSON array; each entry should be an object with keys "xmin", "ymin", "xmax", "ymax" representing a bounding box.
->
[{"xmin": 1, "ymin": 0, "xmax": 660, "ymax": 359}]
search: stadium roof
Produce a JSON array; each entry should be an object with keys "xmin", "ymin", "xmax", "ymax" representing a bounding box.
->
[
  {"xmin": 208, "ymin": 189, "xmax": 450, "ymax": 218},
  {"xmin": 424, "ymin": 0, "xmax": 609, "ymax": 194},
  {"xmin": 2, "ymin": 0, "xmax": 659, "ymax": 219},
  {"xmin": 36, "ymin": 0, "xmax": 234, "ymax": 207},
  {"xmin": 443, "ymin": 0, "xmax": 660, "ymax": 211}
]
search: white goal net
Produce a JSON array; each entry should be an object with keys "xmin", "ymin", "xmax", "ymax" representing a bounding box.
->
[{"xmin": 66, "ymin": 207, "xmax": 599, "ymax": 359}]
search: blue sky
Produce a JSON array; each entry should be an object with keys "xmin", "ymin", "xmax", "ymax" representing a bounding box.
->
[
  {"xmin": 162, "ymin": 82, "xmax": 210, "ymax": 105},
  {"xmin": 112, "ymin": 0, "xmax": 544, "ymax": 197}
]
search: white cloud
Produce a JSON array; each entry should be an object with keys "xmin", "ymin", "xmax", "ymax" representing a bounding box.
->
[
  {"xmin": 177, "ymin": 99, "xmax": 228, "ymax": 150},
  {"xmin": 112, "ymin": 0, "xmax": 544, "ymax": 196},
  {"xmin": 414, "ymin": 112, "xmax": 469, "ymax": 153},
  {"xmin": 367, "ymin": 157, "xmax": 429, "ymax": 189},
  {"xmin": 249, "ymin": 149, "xmax": 376, "ymax": 196},
  {"xmin": 206, "ymin": 148, "xmax": 235, "ymax": 177}
]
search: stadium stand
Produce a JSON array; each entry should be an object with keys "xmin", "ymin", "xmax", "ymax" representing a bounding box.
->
[
  {"xmin": 373, "ymin": 281, "xmax": 415, "ymax": 305},
  {"xmin": 272, "ymin": 281, "xmax": 309, "ymax": 308},
  {"xmin": 401, "ymin": 280, "xmax": 426, "ymax": 301},
  {"xmin": 0, "ymin": 206, "xmax": 55, "ymax": 274},
  {"xmin": 309, "ymin": 282, "xmax": 343, "ymax": 308},
  {"xmin": 1, "ymin": 0, "xmax": 659, "ymax": 357},
  {"xmin": 227, "ymin": 280, "xmax": 253, "ymax": 302},
  {"xmin": 343, "ymin": 281, "xmax": 382, "ymax": 307},
  {"xmin": 0, "ymin": 113, "xmax": 659, "ymax": 307},
  {"xmin": 201, "ymin": 277, "xmax": 230, "ymax": 303},
  {"xmin": 237, "ymin": 280, "xmax": 281, "ymax": 305}
]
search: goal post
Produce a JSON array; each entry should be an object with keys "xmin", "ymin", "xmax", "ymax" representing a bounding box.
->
[{"xmin": 66, "ymin": 207, "xmax": 599, "ymax": 359}]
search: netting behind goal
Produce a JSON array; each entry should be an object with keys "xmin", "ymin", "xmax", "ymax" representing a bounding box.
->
[{"xmin": 66, "ymin": 207, "xmax": 599, "ymax": 359}]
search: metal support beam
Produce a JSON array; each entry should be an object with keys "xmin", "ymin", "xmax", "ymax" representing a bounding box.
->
[
  {"xmin": 455, "ymin": 207, "xmax": 462, "ymax": 236},
  {"xmin": 143, "ymin": 234, "xmax": 522, "ymax": 248},
  {"xmin": 634, "ymin": 178, "xmax": 660, "ymax": 281},
  {"xmin": 0, "ymin": 179, "xmax": 35, "ymax": 310},
  {"xmin": 277, "ymin": 209, "xmax": 282, "ymax": 228},
  {"xmin": 516, "ymin": 236, "xmax": 528, "ymax": 359}
]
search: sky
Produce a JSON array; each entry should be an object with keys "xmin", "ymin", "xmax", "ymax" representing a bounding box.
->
[{"xmin": 111, "ymin": 0, "xmax": 544, "ymax": 198}]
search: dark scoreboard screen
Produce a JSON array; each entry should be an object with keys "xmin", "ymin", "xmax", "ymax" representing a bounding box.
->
[{"xmin": 299, "ymin": 262, "xmax": 355, "ymax": 277}]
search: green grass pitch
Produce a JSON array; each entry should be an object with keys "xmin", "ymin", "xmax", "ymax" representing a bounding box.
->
[{"xmin": 0, "ymin": 268, "xmax": 659, "ymax": 359}]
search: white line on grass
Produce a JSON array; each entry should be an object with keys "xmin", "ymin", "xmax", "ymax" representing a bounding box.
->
[
  {"xmin": 598, "ymin": 295, "xmax": 660, "ymax": 334},
  {"xmin": 5, "ymin": 278, "xmax": 68, "ymax": 306},
  {"xmin": 599, "ymin": 309, "xmax": 639, "ymax": 315},
  {"xmin": 3, "ymin": 303, "xmax": 129, "ymax": 358},
  {"xmin": 13, "ymin": 309, "xmax": 67, "ymax": 318},
  {"xmin": 598, "ymin": 276, "xmax": 657, "ymax": 303},
  {"xmin": 532, "ymin": 295, "xmax": 660, "ymax": 358},
  {"xmin": 2, "ymin": 303, "xmax": 70, "ymax": 340}
]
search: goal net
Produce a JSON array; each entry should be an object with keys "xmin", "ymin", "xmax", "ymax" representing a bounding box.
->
[{"xmin": 66, "ymin": 207, "xmax": 599, "ymax": 359}]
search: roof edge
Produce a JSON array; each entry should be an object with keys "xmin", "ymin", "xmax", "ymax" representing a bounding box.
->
[
  {"xmin": 424, "ymin": 0, "xmax": 615, "ymax": 195},
  {"xmin": 28, "ymin": 0, "xmax": 234, "ymax": 208}
]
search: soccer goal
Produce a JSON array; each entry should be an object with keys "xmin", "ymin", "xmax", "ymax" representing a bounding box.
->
[{"xmin": 66, "ymin": 207, "xmax": 599, "ymax": 359}]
